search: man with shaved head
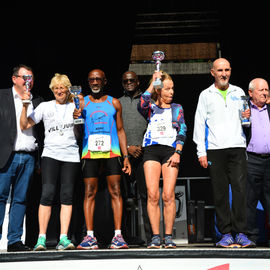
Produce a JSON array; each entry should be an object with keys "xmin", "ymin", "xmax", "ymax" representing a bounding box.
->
[
  {"xmin": 245, "ymin": 78, "xmax": 270, "ymax": 246},
  {"xmin": 74, "ymin": 69, "xmax": 131, "ymax": 249},
  {"xmin": 193, "ymin": 58, "xmax": 254, "ymax": 248}
]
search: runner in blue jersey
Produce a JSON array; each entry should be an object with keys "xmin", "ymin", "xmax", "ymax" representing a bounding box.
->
[{"xmin": 74, "ymin": 69, "xmax": 131, "ymax": 249}]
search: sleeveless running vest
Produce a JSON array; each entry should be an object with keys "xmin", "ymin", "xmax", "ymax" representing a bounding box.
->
[{"xmin": 81, "ymin": 95, "xmax": 121, "ymax": 159}]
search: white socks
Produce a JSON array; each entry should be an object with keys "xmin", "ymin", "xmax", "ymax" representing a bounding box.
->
[
  {"xmin": 86, "ymin": 230, "xmax": 121, "ymax": 237},
  {"xmin": 38, "ymin": 234, "xmax": 46, "ymax": 239},
  {"xmin": 115, "ymin": 230, "xmax": 121, "ymax": 236},
  {"xmin": 60, "ymin": 234, "xmax": 67, "ymax": 240},
  {"xmin": 39, "ymin": 234, "xmax": 67, "ymax": 240},
  {"xmin": 87, "ymin": 230, "xmax": 94, "ymax": 237}
]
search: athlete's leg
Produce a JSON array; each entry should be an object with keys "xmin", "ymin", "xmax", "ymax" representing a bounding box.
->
[
  {"xmin": 38, "ymin": 157, "xmax": 60, "ymax": 235},
  {"xmin": 83, "ymin": 177, "xmax": 99, "ymax": 230},
  {"xmin": 144, "ymin": 160, "xmax": 162, "ymax": 235},
  {"xmin": 107, "ymin": 174, "xmax": 122, "ymax": 230},
  {"xmin": 59, "ymin": 161, "xmax": 80, "ymax": 235},
  {"xmin": 161, "ymin": 163, "xmax": 178, "ymax": 234}
]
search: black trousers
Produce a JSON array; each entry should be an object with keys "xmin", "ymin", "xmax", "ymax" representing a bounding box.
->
[
  {"xmin": 207, "ymin": 148, "xmax": 247, "ymax": 234},
  {"xmin": 40, "ymin": 157, "xmax": 80, "ymax": 206},
  {"xmin": 246, "ymin": 153, "xmax": 270, "ymax": 242},
  {"xmin": 122, "ymin": 155, "xmax": 152, "ymax": 243}
]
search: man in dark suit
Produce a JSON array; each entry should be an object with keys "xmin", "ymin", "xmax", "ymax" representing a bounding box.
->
[
  {"xmin": 0, "ymin": 64, "xmax": 43, "ymax": 252},
  {"xmin": 244, "ymin": 78, "xmax": 270, "ymax": 246}
]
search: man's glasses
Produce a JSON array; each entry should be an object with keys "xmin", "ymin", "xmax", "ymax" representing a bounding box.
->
[
  {"xmin": 122, "ymin": 79, "xmax": 136, "ymax": 84},
  {"xmin": 88, "ymin": 77, "xmax": 103, "ymax": 83},
  {"xmin": 15, "ymin": 75, "xmax": 33, "ymax": 81}
]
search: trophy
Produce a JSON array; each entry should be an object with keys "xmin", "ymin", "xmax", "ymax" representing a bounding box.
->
[
  {"xmin": 69, "ymin": 85, "xmax": 85, "ymax": 125},
  {"xmin": 152, "ymin": 51, "xmax": 165, "ymax": 89},
  {"xmin": 241, "ymin": 96, "xmax": 251, "ymax": 127},
  {"xmin": 22, "ymin": 75, "xmax": 33, "ymax": 104}
]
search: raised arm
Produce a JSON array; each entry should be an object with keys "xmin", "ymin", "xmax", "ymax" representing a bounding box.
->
[{"xmin": 20, "ymin": 93, "xmax": 36, "ymax": 130}]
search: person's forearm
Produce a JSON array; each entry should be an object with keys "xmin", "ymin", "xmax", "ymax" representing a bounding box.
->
[
  {"xmin": 73, "ymin": 124, "xmax": 83, "ymax": 141},
  {"xmin": 118, "ymin": 128, "xmax": 128, "ymax": 156},
  {"xmin": 20, "ymin": 106, "xmax": 29, "ymax": 130}
]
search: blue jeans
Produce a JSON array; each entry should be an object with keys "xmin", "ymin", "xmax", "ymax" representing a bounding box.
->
[{"xmin": 0, "ymin": 152, "xmax": 35, "ymax": 245}]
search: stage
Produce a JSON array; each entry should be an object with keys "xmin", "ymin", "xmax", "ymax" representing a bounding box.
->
[{"xmin": 1, "ymin": 245, "xmax": 270, "ymax": 270}]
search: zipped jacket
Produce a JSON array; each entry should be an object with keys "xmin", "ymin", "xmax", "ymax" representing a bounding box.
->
[{"xmin": 193, "ymin": 83, "xmax": 246, "ymax": 158}]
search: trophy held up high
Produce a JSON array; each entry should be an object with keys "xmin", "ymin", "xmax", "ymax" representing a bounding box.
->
[
  {"xmin": 69, "ymin": 85, "xmax": 85, "ymax": 125},
  {"xmin": 22, "ymin": 75, "xmax": 33, "ymax": 104},
  {"xmin": 152, "ymin": 51, "xmax": 165, "ymax": 89}
]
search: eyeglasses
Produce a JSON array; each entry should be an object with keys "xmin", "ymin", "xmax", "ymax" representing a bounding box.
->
[
  {"xmin": 88, "ymin": 77, "xmax": 103, "ymax": 83},
  {"xmin": 15, "ymin": 75, "xmax": 33, "ymax": 80},
  {"xmin": 122, "ymin": 79, "xmax": 136, "ymax": 84}
]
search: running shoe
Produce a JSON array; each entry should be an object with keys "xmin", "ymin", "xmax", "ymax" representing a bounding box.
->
[
  {"xmin": 77, "ymin": 235, "xmax": 99, "ymax": 250},
  {"xmin": 147, "ymin": 235, "xmax": 162, "ymax": 249},
  {"xmin": 34, "ymin": 236, "xmax": 46, "ymax": 251},
  {"xmin": 235, "ymin": 233, "xmax": 256, "ymax": 248},
  {"xmin": 164, "ymin": 235, "xmax": 176, "ymax": 248},
  {"xmin": 56, "ymin": 236, "xmax": 75, "ymax": 250},
  {"xmin": 110, "ymin": 234, "xmax": 129, "ymax": 249},
  {"xmin": 216, "ymin": 233, "xmax": 235, "ymax": 248}
]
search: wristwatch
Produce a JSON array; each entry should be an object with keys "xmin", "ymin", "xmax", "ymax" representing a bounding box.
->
[{"xmin": 175, "ymin": 150, "xmax": 182, "ymax": 155}]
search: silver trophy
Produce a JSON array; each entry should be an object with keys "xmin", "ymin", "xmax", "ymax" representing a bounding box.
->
[
  {"xmin": 152, "ymin": 51, "xmax": 165, "ymax": 89},
  {"xmin": 22, "ymin": 75, "xmax": 33, "ymax": 104},
  {"xmin": 69, "ymin": 85, "xmax": 85, "ymax": 125},
  {"xmin": 241, "ymin": 96, "xmax": 251, "ymax": 127}
]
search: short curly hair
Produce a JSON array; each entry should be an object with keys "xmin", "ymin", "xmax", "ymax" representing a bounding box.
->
[{"xmin": 49, "ymin": 73, "xmax": 71, "ymax": 90}]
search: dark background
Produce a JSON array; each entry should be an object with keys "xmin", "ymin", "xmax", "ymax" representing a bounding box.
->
[
  {"xmin": 1, "ymin": 0, "xmax": 267, "ymax": 246},
  {"xmin": 1, "ymin": 2, "xmax": 268, "ymax": 177}
]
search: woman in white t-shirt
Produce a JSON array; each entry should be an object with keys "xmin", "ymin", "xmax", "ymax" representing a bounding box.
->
[
  {"xmin": 138, "ymin": 71, "xmax": 187, "ymax": 249},
  {"xmin": 20, "ymin": 73, "xmax": 80, "ymax": 251}
]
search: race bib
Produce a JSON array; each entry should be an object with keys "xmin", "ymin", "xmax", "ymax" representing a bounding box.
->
[
  {"xmin": 151, "ymin": 120, "xmax": 174, "ymax": 139},
  {"xmin": 88, "ymin": 134, "xmax": 111, "ymax": 152}
]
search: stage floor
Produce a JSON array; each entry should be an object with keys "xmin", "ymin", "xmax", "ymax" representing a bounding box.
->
[{"xmin": 1, "ymin": 244, "xmax": 270, "ymax": 263}]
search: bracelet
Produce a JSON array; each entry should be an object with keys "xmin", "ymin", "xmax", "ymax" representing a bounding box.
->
[
  {"xmin": 175, "ymin": 150, "xmax": 182, "ymax": 155},
  {"xmin": 123, "ymin": 155, "xmax": 129, "ymax": 159}
]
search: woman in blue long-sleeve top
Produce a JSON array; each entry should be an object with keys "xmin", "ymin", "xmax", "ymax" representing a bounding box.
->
[{"xmin": 137, "ymin": 71, "xmax": 187, "ymax": 248}]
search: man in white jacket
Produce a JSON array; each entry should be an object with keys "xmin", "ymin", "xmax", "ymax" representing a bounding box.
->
[{"xmin": 193, "ymin": 58, "xmax": 255, "ymax": 248}]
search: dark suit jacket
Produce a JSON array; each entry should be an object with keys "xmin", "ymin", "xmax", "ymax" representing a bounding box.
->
[
  {"xmin": 244, "ymin": 101, "xmax": 270, "ymax": 146},
  {"xmin": 0, "ymin": 88, "xmax": 43, "ymax": 169}
]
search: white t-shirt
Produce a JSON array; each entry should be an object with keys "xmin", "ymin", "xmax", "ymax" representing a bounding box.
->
[
  {"xmin": 12, "ymin": 87, "xmax": 37, "ymax": 152},
  {"xmin": 29, "ymin": 100, "xmax": 80, "ymax": 162}
]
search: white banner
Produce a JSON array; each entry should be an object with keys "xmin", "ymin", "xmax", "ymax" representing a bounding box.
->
[{"xmin": 1, "ymin": 258, "xmax": 270, "ymax": 270}]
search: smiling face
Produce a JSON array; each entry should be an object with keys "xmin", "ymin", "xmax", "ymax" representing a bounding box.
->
[
  {"xmin": 211, "ymin": 58, "xmax": 231, "ymax": 90},
  {"xmin": 122, "ymin": 71, "xmax": 139, "ymax": 93},
  {"xmin": 12, "ymin": 67, "xmax": 34, "ymax": 96},
  {"xmin": 52, "ymin": 84, "xmax": 70, "ymax": 104},
  {"xmin": 49, "ymin": 74, "xmax": 71, "ymax": 104}
]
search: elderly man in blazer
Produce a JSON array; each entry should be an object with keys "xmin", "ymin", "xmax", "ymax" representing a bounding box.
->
[{"xmin": 0, "ymin": 64, "xmax": 43, "ymax": 252}]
